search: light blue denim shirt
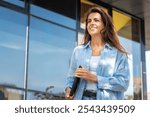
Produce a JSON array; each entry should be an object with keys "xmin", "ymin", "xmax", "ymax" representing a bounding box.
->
[{"xmin": 66, "ymin": 41, "xmax": 130, "ymax": 100}]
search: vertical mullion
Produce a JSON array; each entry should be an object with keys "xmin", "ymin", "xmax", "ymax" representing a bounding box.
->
[{"xmin": 24, "ymin": 0, "xmax": 30, "ymax": 100}]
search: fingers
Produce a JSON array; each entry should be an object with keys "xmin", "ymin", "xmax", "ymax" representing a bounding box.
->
[
  {"xmin": 65, "ymin": 87, "xmax": 70, "ymax": 99},
  {"xmin": 75, "ymin": 68, "xmax": 96, "ymax": 81},
  {"xmin": 75, "ymin": 68, "xmax": 88, "ymax": 74},
  {"xmin": 65, "ymin": 87, "xmax": 74, "ymax": 100},
  {"xmin": 75, "ymin": 68, "xmax": 89, "ymax": 77}
]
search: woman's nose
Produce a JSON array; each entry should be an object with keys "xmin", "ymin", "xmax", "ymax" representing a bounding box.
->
[
  {"xmin": 90, "ymin": 20, "xmax": 94, "ymax": 23},
  {"xmin": 89, "ymin": 20, "xmax": 95, "ymax": 25}
]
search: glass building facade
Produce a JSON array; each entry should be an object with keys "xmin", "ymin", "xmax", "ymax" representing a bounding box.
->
[{"xmin": 0, "ymin": 0, "xmax": 149, "ymax": 100}]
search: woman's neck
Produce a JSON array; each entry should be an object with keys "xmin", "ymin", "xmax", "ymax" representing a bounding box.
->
[
  {"xmin": 90, "ymin": 36, "xmax": 105, "ymax": 56},
  {"xmin": 91, "ymin": 36, "xmax": 104, "ymax": 48}
]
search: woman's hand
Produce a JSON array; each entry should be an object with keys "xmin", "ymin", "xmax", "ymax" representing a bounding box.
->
[
  {"xmin": 65, "ymin": 87, "xmax": 74, "ymax": 100},
  {"xmin": 75, "ymin": 67, "xmax": 97, "ymax": 82}
]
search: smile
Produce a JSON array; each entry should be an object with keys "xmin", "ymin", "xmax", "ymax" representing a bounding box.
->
[{"xmin": 89, "ymin": 27, "xmax": 97, "ymax": 30}]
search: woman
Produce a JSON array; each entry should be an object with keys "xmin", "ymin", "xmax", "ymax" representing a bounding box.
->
[{"xmin": 65, "ymin": 7, "xmax": 130, "ymax": 100}]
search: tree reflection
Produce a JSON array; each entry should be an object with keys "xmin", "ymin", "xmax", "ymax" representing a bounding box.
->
[{"xmin": 33, "ymin": 85, "xmax": 65, "ymax": 100}]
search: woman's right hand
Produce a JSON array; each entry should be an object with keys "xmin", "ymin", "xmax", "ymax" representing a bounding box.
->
[{"xmin": 65, "ymin": 87, "xmax": 74, "ymax": 100}]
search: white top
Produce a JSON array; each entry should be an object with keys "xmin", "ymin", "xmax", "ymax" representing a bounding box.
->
[{"xmin": 85, "ymin": 56, "xmax": 100, "ymax": 91}]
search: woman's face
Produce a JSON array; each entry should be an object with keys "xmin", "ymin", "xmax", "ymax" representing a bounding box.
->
[{"xmin": 87, "ymin": 12, "xmax": 104, "ymax": 37}]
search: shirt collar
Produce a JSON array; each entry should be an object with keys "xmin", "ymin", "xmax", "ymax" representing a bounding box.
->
[
  {"xmin": 83, "ymin": 41, "xmax": 113, "ymax": 50},
  {"xmin": 104, "ymin": 43, "xmax": 113, "ymax": 50}
]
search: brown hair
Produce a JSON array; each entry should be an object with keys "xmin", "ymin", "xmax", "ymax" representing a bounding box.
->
[{"xmin": 83, "ymin": 7, "xmax": 127, "ymax": 55}]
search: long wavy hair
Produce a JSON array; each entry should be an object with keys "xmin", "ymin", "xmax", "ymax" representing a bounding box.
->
[{"xmin": 83, "ymin": 7, "xmax": 127, "ymax": 55}]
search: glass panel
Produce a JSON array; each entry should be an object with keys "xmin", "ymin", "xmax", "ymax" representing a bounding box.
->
[
  {"xmin": 0, "ymin": 86, "xmax": 24, "ymax": 100},
  {"xmin": 27, "ymin": 17, "xmax": 76, "ymax": 99},
  {"xmin": 80, "ymin": 0, "xmax": 107, "ymax": 29},
  {"xmin": 2, "ymin": 0, "xmax": 25, "ymax": 7},
  {"xmin": 0, "ymin": 7, "xmax": 26, "ymax": 88},
  {"xmin": 113, "ymin": 10, "xmax": 142, "ymax": 100},
  {"xmin": 31, "ymin": 0, "xmax": 76, "ymax": 29}
]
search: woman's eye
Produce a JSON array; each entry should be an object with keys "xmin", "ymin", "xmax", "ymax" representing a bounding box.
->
[
  {"xmin": 95, "ymin": 19, "xmax": 100, "ymax": 22},
  {"xmin": 87, "ymin": 20, "xmax": 91, "ymax": 23}
]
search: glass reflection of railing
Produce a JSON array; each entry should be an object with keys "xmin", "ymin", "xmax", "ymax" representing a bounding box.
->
[{"xmin": 33, "ymin": 86, "xmax": 65, "ymax": 100}]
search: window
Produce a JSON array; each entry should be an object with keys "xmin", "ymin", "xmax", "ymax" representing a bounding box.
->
[
  {"xmin": 0, "ymin": 7, "xmax": 26, "ymax": 88},
  {"xmin": 27, "ymin": 17, "xmax": 76, "ymax": 99},
  {"xmin": 2, "ymin": 0, "xmax": 25, "ymax": 7},
  {"xmin": 31, "ymin": 0, "xmax": 76, "ymax": 29}
]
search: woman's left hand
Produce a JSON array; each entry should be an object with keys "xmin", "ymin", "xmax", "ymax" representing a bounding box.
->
[{"xmin": 75, "ymin": 67, "xmax": 97, "ymax": 82}]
